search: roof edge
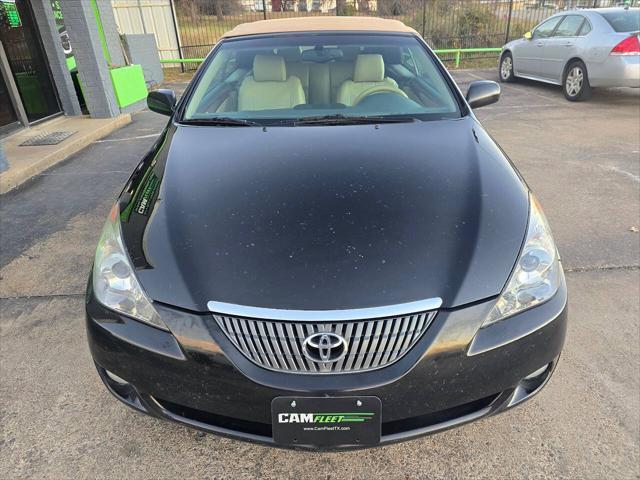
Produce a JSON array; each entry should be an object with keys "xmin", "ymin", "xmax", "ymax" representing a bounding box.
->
[{"xmin": 222, "ymin": 16, "xmax": 418, "ymax": 38}]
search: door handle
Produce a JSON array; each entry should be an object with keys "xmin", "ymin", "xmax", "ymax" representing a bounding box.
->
[
  {"xmin": 536, "ymin": 42, "xmax": 544, "ymax": 47},
  {"xmin": 564, "ymin": 42, "xmax": 574, "ymax": 47}
]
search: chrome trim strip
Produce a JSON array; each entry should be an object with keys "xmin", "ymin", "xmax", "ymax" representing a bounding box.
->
[{"xmin": 207, "ymin": 298, "xmax": 443, "ymax": 321}]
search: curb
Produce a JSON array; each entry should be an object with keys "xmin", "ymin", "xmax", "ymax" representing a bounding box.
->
[{"xmin": 0, "ymin": 114, "xmax": 132, "ymax": 195}]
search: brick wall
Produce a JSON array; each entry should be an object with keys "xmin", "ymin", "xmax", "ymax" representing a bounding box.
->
[{"xmin": 60, "ymin": 0, "xmax": 120, "ymax": 118}]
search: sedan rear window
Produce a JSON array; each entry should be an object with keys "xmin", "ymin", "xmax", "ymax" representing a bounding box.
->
[
  {"xmin": 599, "ymin": 9, "xmax": 640, "ymax": 33},
  {"xmin": 182, "ymin": 34, "xmax": 461, "ymax": 125}
]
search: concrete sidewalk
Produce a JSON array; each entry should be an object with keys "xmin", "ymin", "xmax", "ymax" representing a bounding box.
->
[{"xmin": 0, "ymin": 114, "xmax": 131, "ymax": 194}]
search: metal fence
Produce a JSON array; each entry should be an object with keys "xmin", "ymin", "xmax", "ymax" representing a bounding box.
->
[{"xmin": 125, "ymin": 0, "xmax": 639, "ymax": 68}]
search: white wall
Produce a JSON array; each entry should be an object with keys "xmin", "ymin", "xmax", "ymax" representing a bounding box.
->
[{"xmin": 111, "ymin": 0, "xmax": 181, "ymax": 67}]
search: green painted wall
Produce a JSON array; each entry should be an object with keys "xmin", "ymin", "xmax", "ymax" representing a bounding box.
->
[{"xmin": 110, "ymin": 65, "xmax": 147, "ymax": 108}]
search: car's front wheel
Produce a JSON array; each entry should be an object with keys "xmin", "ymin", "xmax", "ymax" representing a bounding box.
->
[
  {"xmin": 499, "ymin": 52, "xmax": 516, "ymax": 83},
  {"xmin": 563, "ymin": 60, "xmax": 591, "ymax": 101}
]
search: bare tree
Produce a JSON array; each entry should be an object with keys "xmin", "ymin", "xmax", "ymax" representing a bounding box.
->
[{"xmin": 213, "ymin": 0, "xmax": 223, "ymax": 22}]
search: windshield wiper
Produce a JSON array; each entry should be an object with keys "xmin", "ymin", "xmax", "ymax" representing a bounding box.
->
[
  {"xmin": 292, "ymin": 114, "xmax": 416, "ymax": 126},
  {"xmin": 181, "ymin": 117, "xmax": 260, "ymax": 127}
]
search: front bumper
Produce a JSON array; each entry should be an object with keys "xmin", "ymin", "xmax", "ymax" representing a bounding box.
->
[{"xmin": 86, "ymin": 276, "xmax": 567, "ymax": 450}]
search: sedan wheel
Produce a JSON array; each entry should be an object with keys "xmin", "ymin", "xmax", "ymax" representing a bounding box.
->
[
  {"xmin": 566, "ymin": 67, "xmax": 582, "ymax": 96},
  {"xmin": 563, "ymin": 60, "xmax": 591, "ymax": 101},
  {"xmin": 499, "ymin": 53, "xmax": 515, "ymax": 83}
]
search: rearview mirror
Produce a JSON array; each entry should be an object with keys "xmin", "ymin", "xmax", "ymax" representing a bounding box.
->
[
  {"xmin": 524, "ymin": 31, "xmax": 533, "ymax": 40},
  {"xmin": 466, "ymin": 80, "xmax": 500, "ymax": 109},
  {"xmin": 147, "ymin": 89, "xmax": 176, "ymax": 116},
  {"xmin": 301, "ymin": 47, "xmax": 343, "ymax": 63}
]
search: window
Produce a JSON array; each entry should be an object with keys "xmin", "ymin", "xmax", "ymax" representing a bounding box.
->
[
  {"xmin": 578, "ymin": 19, "xmax": 592, "ymax": 36},
  {"xmin": 533, "ymin": 17, "xmax": 562, "ymax": 39},
  {"xmin": 599, "ymin": 10, "xmax": 640, "ymax": 33},
  {"xmin": 182, "ymin": 34, "xmax": 461, "ymax": 125},
  {"xmin": 554, "ymin": 16, "xmax": 585, "ymax": 37}
]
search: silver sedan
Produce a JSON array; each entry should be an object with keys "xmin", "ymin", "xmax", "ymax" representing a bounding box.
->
[{"xmin": 499, "ymin": 7, "xmax": 639, "ymax": 100}]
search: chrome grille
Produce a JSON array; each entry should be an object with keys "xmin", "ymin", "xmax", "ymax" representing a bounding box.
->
[{"xmin": 213, "ymin": 309, "xmax": 437, "ymax": 374}]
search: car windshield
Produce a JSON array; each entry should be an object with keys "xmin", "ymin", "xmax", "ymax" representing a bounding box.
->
[
  {"xmin": 599, "ymin": 9, "xmax": 640, "ymax": 33},
  {"xmin": 182, "ymin": 33, "xmax": 461, "ymax": 125}
]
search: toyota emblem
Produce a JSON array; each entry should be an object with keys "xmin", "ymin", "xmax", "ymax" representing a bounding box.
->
[{"xmin": 302, "ymin": 332, "xmax": 347, "ymax": 370}]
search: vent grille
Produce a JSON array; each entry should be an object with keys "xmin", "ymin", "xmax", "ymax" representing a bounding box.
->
[
  {"xmin": 19, "ymin": 131, "xmax": 76, "ymax": 146},
  {"xmin": 213, "ymin": 310, "xmax": 437, "ymax": 374}
]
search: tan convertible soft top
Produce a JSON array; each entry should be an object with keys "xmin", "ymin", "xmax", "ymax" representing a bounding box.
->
[{"xmin": 222, "ymin": 16, "xmax": 418, "ymax": 38}]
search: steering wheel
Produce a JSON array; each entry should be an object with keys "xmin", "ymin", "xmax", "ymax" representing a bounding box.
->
[{"xmin": 352, "ymin": 85, "xmax": 408, "ymax": 106}]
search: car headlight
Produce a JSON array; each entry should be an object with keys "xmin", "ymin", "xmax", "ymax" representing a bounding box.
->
[
  {"xmin": 483, "ymin": 194, "xmax": 562, "ymax": 327},
  {"xmin": 92, "ymin": 204, "xmax": 168, "ymax": 330}
]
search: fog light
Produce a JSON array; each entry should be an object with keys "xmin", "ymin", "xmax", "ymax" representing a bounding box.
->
[
  {"xmin": 523, "ymin": 365, "xmax": 548, "ymax": 381},
  {"xmin": 98, "ymin": 365, "xmax": 147, "ymax": 412},
  {"xmin": 507, "ymin": 362, "xmax": 553, "ymax": 407},
  {"xmin": 105, "ymin": 369, "xmax": 128, "ymax": 385}
]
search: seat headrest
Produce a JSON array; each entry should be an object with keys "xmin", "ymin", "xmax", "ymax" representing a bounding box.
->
[
  {"xmin": 237, "ymin": 49, "xmax": 271, "ymax": 69},
  {"xmin": 276, "ymin": 47, "xmax": 302, "ymax": 62},
  {"xmin": 253, "ymin": 55, "xmax": 286, "ymax": 82},
  {"xmin": 354, "ymin": 54, "xmax": 385, "ymax": 82}
]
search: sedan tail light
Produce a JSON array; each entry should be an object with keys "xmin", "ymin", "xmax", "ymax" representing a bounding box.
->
[{"xmin": 611, "ymin": 35, "xmax": 640, "ymax": 56}]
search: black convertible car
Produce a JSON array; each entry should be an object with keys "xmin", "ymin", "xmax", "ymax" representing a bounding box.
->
[{"xmin": 86, "ymin": 17, "xmax": 567, "ymax": 450}]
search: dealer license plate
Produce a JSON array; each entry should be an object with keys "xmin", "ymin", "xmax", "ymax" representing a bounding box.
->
[{"xmin": 271, "ymin": 396, "xmax": 381, "ymax": 448}]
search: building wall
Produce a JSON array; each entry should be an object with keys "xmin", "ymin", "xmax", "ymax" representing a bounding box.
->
[
  {"xmin": 96, "ymin": 0, "xmax": 126, "ymax": 66},
  {"xmin": 60, "ymin": 0, "xmax": 120, "ymax": 118},
  {"xmin": 123, "ymin": 34, "xmax": 163, "ymax": 87},
  {"xmin": 111, "ymin": 0, "xmax": 181, "ymax": 65}
]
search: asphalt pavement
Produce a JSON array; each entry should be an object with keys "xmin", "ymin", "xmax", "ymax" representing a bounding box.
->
[{"xmin": 1, "ymin": 70, "xmax": 638, "ymax": 479}]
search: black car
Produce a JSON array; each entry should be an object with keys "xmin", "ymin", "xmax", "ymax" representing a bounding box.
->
[{"xmin": 86, "ymin": 17, "xmax": 567, "ymax": 450}]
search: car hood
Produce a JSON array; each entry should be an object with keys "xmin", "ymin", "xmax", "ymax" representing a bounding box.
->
[{"xmin": 126, "ymin": 117, "xmax": 528, "ymax": 312}]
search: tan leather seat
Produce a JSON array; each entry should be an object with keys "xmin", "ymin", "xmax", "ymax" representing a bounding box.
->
[
  {"xmin": 308, "ymin": 47, "xmax": 361, "ymax": 104},
  {"xmin": 309, "ymin": 63, "xmax": 330, "ymax": 104},
  {"xmin": 238, "ymin": 55, "xmax": 305, "ymax": 111},
  {"xmin": 276, "ymin": 47, "xmax": 310, "ymax": 100},
  {"xmin": 329, "ymin": 46, "xmax": 360, "ymax": 103},
  {"xmin": 336, "ymin": 54, "xmax": 401, "ymax": 106}
]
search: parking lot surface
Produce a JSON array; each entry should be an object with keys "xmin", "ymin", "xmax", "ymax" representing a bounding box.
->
[{"xmin": 1, "ymin": 69, "xmax": 638, "ymax": 479}]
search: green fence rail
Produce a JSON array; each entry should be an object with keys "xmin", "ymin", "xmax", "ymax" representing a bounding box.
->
[
  {"xmin": 159, "ymin": 58, "xmax": 206, "ymax": 64},
  {"xmin": 159, "ymin": 47, "xmax": 504, "ymax": 69},
  {"xmin": 433, "ymin": 48, "xmax": 503, "ymax": 67}
]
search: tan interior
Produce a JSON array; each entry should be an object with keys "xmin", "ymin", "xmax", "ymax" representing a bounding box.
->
[
  {"xmin": 276, "ymin": 47, "xmax": 310, "ymax": 100},
  {"xmin": 211, "ymin": 17, "xmax": 419, "ymax": 113},
  {"xmin": 273, "ymin": 47, "xmax": 365, "ymax": 105},
  {"xmin": 234, "ymin": 50, "xmax": 405, "ymax": 111},
  {"xmin": 237, "ymin": 54, "xmax": 306, "ymax": 111},
  {"xmin": 336, "ymin": 54, "xmax": 401, "ymax": 106}
]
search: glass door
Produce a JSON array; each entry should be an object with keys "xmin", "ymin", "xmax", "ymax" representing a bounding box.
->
[
  {"xmin": 0, "ymin": 64, "xmax": 19, "ymax": 131},
  {"xmin": 0, "ymin": 0, "xmax": 61, "ymax": 123}
]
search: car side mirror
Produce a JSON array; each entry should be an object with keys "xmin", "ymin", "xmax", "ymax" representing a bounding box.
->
[
  {"xmin": 466, "ymin": 80, "xmax": 501, "ymax": 109},
  {"xmin": 524, "ymin": 31, "xmax": 533, "ymax": 40},
  {"xmin": 147, "ymin": 89, "xmax": 176, "ymax": 116}
]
